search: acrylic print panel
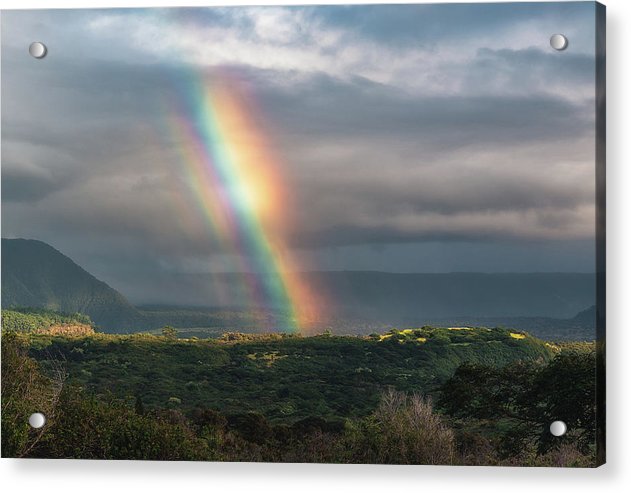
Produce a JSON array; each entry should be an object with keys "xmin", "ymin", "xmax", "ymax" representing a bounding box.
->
[{"xmin": 0, "ymin": 2, "xmax": 605, "ymax": 466}]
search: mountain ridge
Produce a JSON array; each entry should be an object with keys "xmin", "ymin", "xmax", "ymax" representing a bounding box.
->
[
  {"xmin": 2, "ymin": 238, "xmax": 140, "ymax": 331},
  {"xmin": 2, "ymin": 238, "xmax": 596, "ymax": 337}
]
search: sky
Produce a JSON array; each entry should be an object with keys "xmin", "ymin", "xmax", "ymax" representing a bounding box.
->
[{"xmin": 1, "ymin": 3, "xmax": 599, "ymax": 302}]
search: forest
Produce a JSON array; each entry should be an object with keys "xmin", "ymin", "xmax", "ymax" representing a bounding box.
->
[{"xmin": 1, "ymin": 308, "xmax": 600, "ymax": 466}]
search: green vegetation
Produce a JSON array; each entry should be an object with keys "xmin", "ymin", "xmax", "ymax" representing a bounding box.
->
[
  {"xmin": 438, "ymin": 342, "xmax": 596, "ymax": 463},
  {"xmin": 18, "ymin": 327, "xmax": 552, "ymax": 422},
  {"xmin": 138, "ymin": 305, "xmax": 273, "ymax": 334},
  {"xmin": 1, "ymin": 332, "xmax": 66, "ymax": 458},
  {"xmin": 1, "ymin": 331, "xmax": 595, "ymax": 465},
  {"xmin": 1, "ymin": 308, "xmax": 93, "ymax": 333},
  {"xmin": 160, "ymin": 325, "xmax": 178, "ymax": 339},
  {"xmin": 1, "ymin": 238, "xmax": 140, "ymax": 331},
  {"xmin": 1, "ymin": 311, "xmax": 598, "ymax": 465}
]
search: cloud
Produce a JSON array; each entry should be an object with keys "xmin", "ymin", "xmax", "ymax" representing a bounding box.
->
[
  {"xmin": 1, "ymin": 4, "xmax": 599, "ymax": 286},
  {"xmin": 74, "ymin": 3, "xmax": 596, "ymax": 98},
  {"xmin": 2, "ymin": 166, "xmax": 59, "ymax": 202}
]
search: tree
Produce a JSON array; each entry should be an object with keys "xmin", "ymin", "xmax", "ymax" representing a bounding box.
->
[
  {"xmin": 161, "ymin": 326, "xmax": 178, "ymax": 339},
  {"xmin": 438, "ymin": 350, "xmax": 596, "ymax": 458},
  {"xmin": 527, "ymin": 349, "xmax": 596, "ymax": 454}
]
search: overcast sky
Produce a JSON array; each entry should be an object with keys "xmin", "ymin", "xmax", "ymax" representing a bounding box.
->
[{"xmin": 1, "ymin": 3, "xmax": 598, "ymax": 299}]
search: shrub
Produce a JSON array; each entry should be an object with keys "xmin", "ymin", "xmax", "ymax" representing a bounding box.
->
[
  {"xmin": 1, "ymin": 332, "xmax": 66, "ymax": 457},
  {"xmin": 343, "ymin": 389, "xmax": 455, "ymax": 465}
]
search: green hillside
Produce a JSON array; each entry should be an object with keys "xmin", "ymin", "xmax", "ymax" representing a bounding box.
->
[
  {"xmin": 1, "ymin": 238, "xmax": 141, "ymax": 331},
  {"xmin": 24, "ymin": 326, "xmax": 553, "ymax": 422},
  {"xmin": 3, "ymin": 323, "xmax": 597, "ymax": 465}
]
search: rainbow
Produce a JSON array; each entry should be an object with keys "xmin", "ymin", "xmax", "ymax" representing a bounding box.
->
[{"xmin": 166, "ymin": 69, "xmax": 323, "ymax": 333}]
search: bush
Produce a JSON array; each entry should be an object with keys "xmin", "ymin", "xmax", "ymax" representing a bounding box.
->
[
  {"xmin": 1, "ymin": 332, "xmax": 66, "ymax": 457},
  {"xmin": 34, "ymin": 391, "xmax": 209, "ymax": 460},
  {"xmin": 343, "ymin": 389, "xmax": 455, "ymax": 464}
]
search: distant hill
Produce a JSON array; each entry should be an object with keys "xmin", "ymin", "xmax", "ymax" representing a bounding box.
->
[
  {"xmin": 118, "ymin": 270, "xmax": 596, "ymax": 320},
  {"xmin": 423, "ymin": 305, "xmax": 597, "ymax": 341},
  {"xmin": 1, "ymin": 238, "xmax": 140, "ymax": 331},
  {"xmin": 126, "ymin": 270, "xmax": 595, "ymax": 326},
  {"xmin": 2, "ymin": 238, "xmax": 597, "ymax": 337},
  {"xmin": 310, "ymin": 271, "xmax": 595, "ymax": 321},
  {"xmin": 571, "ymin": 305, "xmax": 597, "ymax": 325}
]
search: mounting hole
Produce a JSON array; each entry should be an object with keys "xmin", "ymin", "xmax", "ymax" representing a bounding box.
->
[
  {"xmin": 28, "ymin": 412, "xmax": 46, "ymax": 429},
  {"xmin": 549, "ymin": 420, "xmax": 567, "ymax": 437},
  {"xmin": 29, "ymin": 42, "xmax": 47, "ymax": 59},
  {"xmin": 550, "ymin": 34, "xmax": 568, "ymax": 51}
]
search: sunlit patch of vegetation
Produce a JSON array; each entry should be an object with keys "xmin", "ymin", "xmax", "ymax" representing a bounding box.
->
[
  {"xmin": 1, "ymin": 308, "xmax": 93, "ymax": 334},
  {"xmin": 510, "ymin": 332, "xmax": 526, "ymax": 339},
  {"xmin": 245, "ymin": 351, "xmax": 288, "ymax": 367},
  {"xmin": 545, "ymin": 342, "xmax": 562, "ymax": 352}
]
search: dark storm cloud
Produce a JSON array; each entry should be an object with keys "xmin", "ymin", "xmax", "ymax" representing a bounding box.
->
[
  {"xmin": 1, "ymin": 4, "xmax": 599, "ymax": 287},
  {"xmin": 255, "ymin": 70, "xmax": 592, "ymax": 146},
  {"xmin": 242, "ymin": 64, "xmax": 595, "ymax": 248},
  {"xmin": 2, "ymin": 167, "xmax": 60, "ymax": 202},
  {"xmin": 2, "ymin": 55, "xmax": 594, "ymax": 245}
]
